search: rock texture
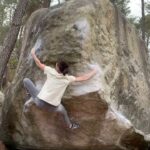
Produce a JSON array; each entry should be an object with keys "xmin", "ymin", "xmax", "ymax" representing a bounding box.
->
[
  {"xmin": 0, "ymin": 91, "xmax": 4, "ymax": 124},
  {"xmin": 1, "ymin": 0, "xmax": 150, "ymax": 149}
]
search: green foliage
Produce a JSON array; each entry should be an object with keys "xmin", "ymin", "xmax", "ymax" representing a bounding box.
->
[
  {"xmin": 0, "ymin": 4, "xmax": 6, "ymax": 26},
  {"xmin": 9, "ymin": 57, "xmax": 18, "ymax": 69},
  {"xmin": 0, "ymin": 25, "xmax": 9, "ymax": 45},
  {"xmin": 0, "ymin": 0, "xmax": 18, "ymax": 45},
  {"xmin": 144, "ymin": 14, "xmax": 150, "ymax": 46},
  {"xmin": 128, "ymin": 17, "xmax": 138, "ymax": 24},
  {"xmin": 137, "ymin": 14, "xmax": 150, "ymax": 35},
  {"xmin": 110, "ymin": 0, "xmax": 130, "ymax": 16},
  {"xmin": 145, "ymin": 14, "xmax": 150, "ymax": 34},
  {"xmin": 136, "ymin": 14, "xmax": 150, "ymax": 47},
  {"xmin": 4, "ymin": 0, "xmax": 17, "ymax": 5},
  {"xmin": 145, "ymin": 2, "xmax": 150, "ymax": 14},
  {"xmin": 128, "ymin": 17, "xmax": 141, "ymax": 30}
]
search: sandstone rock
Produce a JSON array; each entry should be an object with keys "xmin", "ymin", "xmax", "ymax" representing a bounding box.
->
[
  {"xmin": 0, "ymin": 0, "xmax": 150, "ymax": 149},
  {"xmin": 0, "ymin": 91, "xmax": 4, "ymax": 103},
  {"xmin": 0, "ymin": 91, "xmax": 4, "ymax": 123}
]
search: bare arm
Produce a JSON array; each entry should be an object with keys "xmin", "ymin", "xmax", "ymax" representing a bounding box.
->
[
  {"xmin": 31, "ymin": 48, "xmax": 45, "ymax": 70},
  {"xmin": 74, "ymin": 69, "xmax": 97, "ymax": 82}
]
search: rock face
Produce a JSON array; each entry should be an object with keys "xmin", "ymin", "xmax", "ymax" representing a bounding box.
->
[
  {"xmin": 1, "ymin": 0, "xmax": 150, "ymax": 149},
  {"xmin": 0, "ymin": 91, "xmax": 4, "ymax": 124}
]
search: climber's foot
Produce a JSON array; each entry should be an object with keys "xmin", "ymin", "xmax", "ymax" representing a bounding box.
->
[{"xmin": 70, "ymin": 123, "xmax": 80, "ymax": 129}]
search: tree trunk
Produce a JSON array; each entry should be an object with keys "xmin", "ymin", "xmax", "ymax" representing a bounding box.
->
[
  {"xmin": 146, "ymin": 34, "xmax": 150, "ymax": 47},
  {"xmin": 141, "ymin": 0, "xmax": 145, "ymax": 41},
  {"xmin": 0, "ymin": 0, "xmax": 29, "ymax": 88}
]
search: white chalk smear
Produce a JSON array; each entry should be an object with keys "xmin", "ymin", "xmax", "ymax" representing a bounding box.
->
[{"xmin": 70, "ymin": 63, "xmax": 103, "ymax": 96}]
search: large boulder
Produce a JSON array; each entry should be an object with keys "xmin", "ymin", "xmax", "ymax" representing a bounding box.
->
[{"xmin": 1, "ymin": 0, "xmax": 150, "ymax": 149}]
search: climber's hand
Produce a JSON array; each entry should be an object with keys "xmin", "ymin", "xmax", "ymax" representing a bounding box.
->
[
  {"xmin": 75, "ymin": 69, "xmax": 97, "ymax": 82},
  {"xmin": 31, "ymin": 48, "xmax": 35, "ymax": 55},
  {"xmin": 92, "ymin": 68, "xmax": 98, "ymax": 73}
]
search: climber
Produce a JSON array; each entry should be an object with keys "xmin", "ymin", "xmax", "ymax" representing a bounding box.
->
[{"xmin": 23, "ymin": 47, "xmax": 97, "ymax": 129}]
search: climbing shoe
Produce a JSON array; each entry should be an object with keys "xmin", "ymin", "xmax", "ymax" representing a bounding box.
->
[{"xmin": 70, "ymin": 123, "xmax": 80, "ymax": 129}]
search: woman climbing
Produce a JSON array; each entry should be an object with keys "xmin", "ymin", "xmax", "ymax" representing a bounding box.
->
[{"xmin": 23, "ymin": 47, "xmax": 97, "ymax": 129}]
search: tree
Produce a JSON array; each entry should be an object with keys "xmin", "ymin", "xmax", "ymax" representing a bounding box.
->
[
  {"xmin": 0, "ymin": 0, "xmax": 29, "ymax": 88},
  {"xmin": 58, "ymin": 0, "xmax": 61, "ymax": 4},
  {"xmin": 110, "ymin": 0, "xmax": 130, "ymax": 16},
  {"xmin": 0, "ymin": 1, "xmax": 10, "ymax": 44},
  {"xmin": 141, "ymin": 0, "xmax": 145, "ymax": 41},
  {"xmin": 145, "ymin": 1, "xmax": 150, "ymax": 13},
  {"xmin": 145, "ymin": 14, "xmax": 150, "ymax": 47},
  {"xmin": 0, "ymin": 0, "xmax": 20, "ymax": 45},
  {"xmin": 0, "ymin": 2, "xmax": 5, "ymax": 26}
]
